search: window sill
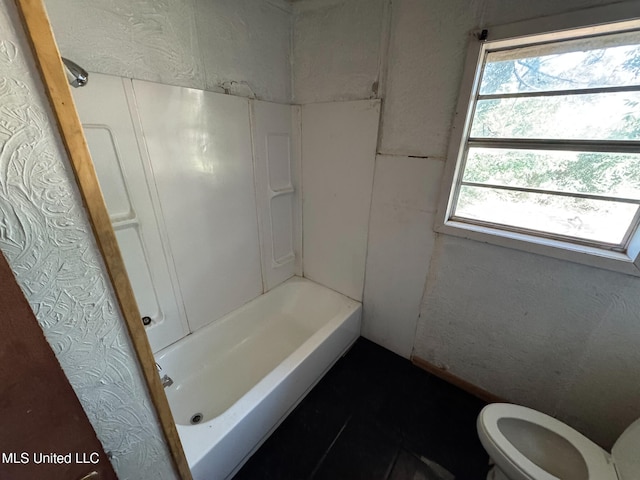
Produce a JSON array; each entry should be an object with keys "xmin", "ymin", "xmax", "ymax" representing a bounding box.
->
[{"xmin": 435, "ymin": 219, "xmax": 640, "ymax": 277}]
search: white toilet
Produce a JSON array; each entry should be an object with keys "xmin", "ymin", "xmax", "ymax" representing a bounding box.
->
[{"xmin": 477, "ymin": 403, "xmax": 640, "ymax": 480}]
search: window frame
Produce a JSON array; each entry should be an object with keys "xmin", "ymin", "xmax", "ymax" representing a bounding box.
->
[{"xmin": 436, "ymin": 1, "xmax": 640, "ymax": 277}]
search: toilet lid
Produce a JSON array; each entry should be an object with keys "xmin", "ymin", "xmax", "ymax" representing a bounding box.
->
[{"xmin": 612, "ymin": 417, "xmax": 640, "ymax": 480}]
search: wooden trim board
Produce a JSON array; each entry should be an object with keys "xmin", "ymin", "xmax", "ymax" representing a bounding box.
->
[
  {"xmin": 13, "ymin": 1, "xmax": 192, "ymax": 478},
  {"xmin": 411, "ymin": 356, "xmax": 506, "ymax": 404}
]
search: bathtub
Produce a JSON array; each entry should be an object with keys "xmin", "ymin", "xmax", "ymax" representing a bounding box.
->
[{"xmin": 155, "ymin": 276, "xmax": 361, "ymax": 479}]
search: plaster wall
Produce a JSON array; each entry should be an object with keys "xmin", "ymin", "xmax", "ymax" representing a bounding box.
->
[
  {"xmin": 417, "ymin": 236, "xmax": 640, "ymax": 448},
  {"xmin": 292, "ymin": 0, "xmax": 387, "ymax": 103},
  {"xmin": 380, "ymin": 0, "xmax": 628, "ymax": 157},
  {"xmin": 292, "ymin": 0, "xmax": 640, "ymax": 447},
  {"xmin": 0, "ymin": 2, "xmax": 176, "ymax": 479},
  {"xmin": 43, "ymin": 0, "xmax": 292, "ymax": 103}
]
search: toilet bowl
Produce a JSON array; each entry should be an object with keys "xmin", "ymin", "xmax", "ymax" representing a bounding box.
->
[{"xmin": 477, "ymin": 403, "xmax": 640, "ymax": 480}]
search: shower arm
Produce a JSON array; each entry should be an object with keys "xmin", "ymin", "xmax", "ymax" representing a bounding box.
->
[{"xmin": 61, "ymin": 57, "xmax": 88, "ymax": 87}]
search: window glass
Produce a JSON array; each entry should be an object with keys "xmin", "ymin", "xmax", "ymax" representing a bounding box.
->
[
  {"xmin": 470, "ymin": 92, "xmax": 640, "ymax": 140},
  {"xmin": 448, "ymin": 26, "xmax": 640, "ymax": 252},
  {"xmin": 455, "ymin": 186, "xmax": 637, "ymax": 245},
  {"xmin": 479, "ymin": 31, "xmax": 640, "ymax": 95},
  {"xmin": 463, "ymin": 148, "xmax": 640, "ymax": 199}
]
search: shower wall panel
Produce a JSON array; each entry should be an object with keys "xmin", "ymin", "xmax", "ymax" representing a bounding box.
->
[
  {"xmin": 302, "ymin": 100, "xmax": 381, "ymax": 301},
  {"xmin": 72, "ymin": 73, "xmax": 190, "ymax": 352},
  {"xmin": 73, "ymin": 74, "xmax": 302, "ymax": 350},
  {"xmin": 250, "ymin": 101, "xmax": 302, "ymax": 291},
  {"xmin": 132, "ymin": 80, "xmax": 263, "ymax": 333}
]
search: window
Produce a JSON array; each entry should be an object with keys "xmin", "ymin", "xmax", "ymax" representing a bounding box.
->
[{"xmin": 438, "ymin": 6, "xmax": 640, "ymax": 275}]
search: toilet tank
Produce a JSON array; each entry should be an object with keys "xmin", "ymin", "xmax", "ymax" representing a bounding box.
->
[{"xmin": 612, "ymin": 417, "xmax": 640, "ymax": 480}]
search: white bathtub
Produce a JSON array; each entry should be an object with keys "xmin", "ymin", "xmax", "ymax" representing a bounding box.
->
[{"xmin": 155, "ymin": 276, "xmax": 361, "ymax": 479}]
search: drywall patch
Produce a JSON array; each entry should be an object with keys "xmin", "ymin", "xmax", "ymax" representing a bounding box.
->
[{"xmin": 0, "ymin": 4, "xmax": 176, "ymax": 480}]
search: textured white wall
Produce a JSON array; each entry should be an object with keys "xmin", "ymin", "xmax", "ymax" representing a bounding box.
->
[
  {"xmin": 292, "ymin": 0, "xmax": 387, "ymax": 103},
  {"xmin": 196, "ymin": 0, "xmax": 292, "ymax": 102},
  {"xmin": 380, "ymin": 0, "xmax": 628, "ymax": 157},
  {"xmin": 44, "ymin": 0, "xmax": 292, "ymax": 103},
  {"xmin": 417, "ymin": 236, "xmax": 640, "ymax": 448},
  {"xmin": 0, "ymin": 2, "xmax": 176, "ymax": 479},
  {"xmin": 292, "ymin": 0, "xmax": 640, "ymax": 448}
]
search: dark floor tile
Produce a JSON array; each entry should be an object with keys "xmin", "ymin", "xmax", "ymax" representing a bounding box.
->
[
  {"xmin": 311, "ymin": 416, "xmax": 399, "ymax": 480},
  {"xmin": 233, "ymin": 395, "xmax": 350, "ymax": 480},
  {"xmin": 388, "ymin": 449, "xmax": 455, "ymax": 480},
  {"xmin": 371, "ymin": 362, "xmax": 489, "ymax": 480},
  {"xmin": 319, "ymin": 339, "xmax": 420, "ymax": 426},
  {"xmin": 233, "ymin": 338, "xmax": 490, "ymax": 480}
]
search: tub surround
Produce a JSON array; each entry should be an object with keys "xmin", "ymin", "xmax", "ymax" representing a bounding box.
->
[
  {"xmin": 301, "ymin": 100, "xmax": 381, "ymax": 302},
  {"xmin": 251, "ymin": 100, "xmax": 303, "ymax": 290},
  {"xmin": 73, "ymin": 73, "xmax": 382, "ymax": 356},
  {"xmin": 72, "ymin": 73, "xmax": 302, "ymax": 353},
  {"xmin": 132, "ymin": 79, "xmax": 264, "ymax": 334},
  {"xmin": 72, "ymin": 74, "xmax": 192, "ymax": 352}
]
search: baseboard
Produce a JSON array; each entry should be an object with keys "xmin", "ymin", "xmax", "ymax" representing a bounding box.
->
[{"xmin": 411, "ymin": 356, "xmax": 506, "ymax": 404}]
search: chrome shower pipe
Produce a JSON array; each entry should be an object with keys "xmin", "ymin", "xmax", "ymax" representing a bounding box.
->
[{"xmin": 62, "ymin": 57, "xmax": 88, "ymax": 87}]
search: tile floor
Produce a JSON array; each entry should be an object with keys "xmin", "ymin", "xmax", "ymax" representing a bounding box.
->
[{"xmin": 233, "ymin": 338, "xmax": 490, "ymax": 480}]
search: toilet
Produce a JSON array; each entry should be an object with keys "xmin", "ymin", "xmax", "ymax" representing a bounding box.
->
[{"xmin": 477, "ymin": 403, "xmax": 640, "ymax": 480}]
